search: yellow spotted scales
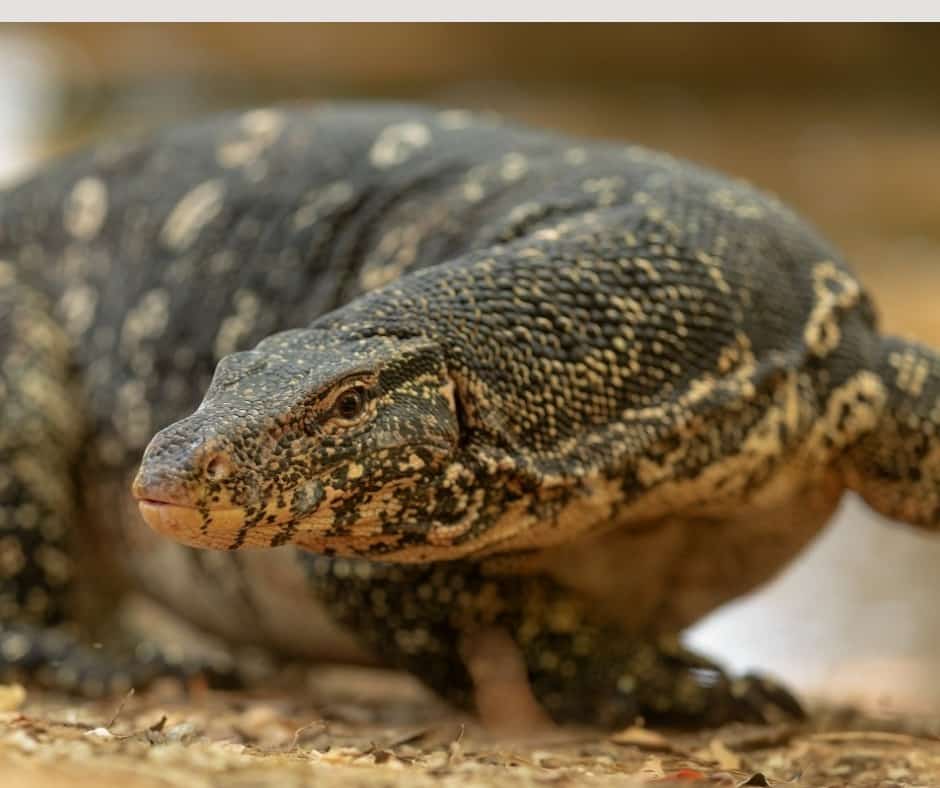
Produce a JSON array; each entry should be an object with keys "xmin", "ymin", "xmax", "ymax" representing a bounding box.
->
[{"xmin": 1, "ymin": 103, "xmax": 936, "ymax": 726}]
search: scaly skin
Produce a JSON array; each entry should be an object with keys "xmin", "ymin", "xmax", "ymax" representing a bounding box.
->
[{"xmin": 1, "ymin": 102, "xmax": 934, "ymax": 725}]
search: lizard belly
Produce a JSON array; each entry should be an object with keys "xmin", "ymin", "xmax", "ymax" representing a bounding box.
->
[{"xmin": 528, "ymin": 471, "xmax": 845, "ymax": 635}]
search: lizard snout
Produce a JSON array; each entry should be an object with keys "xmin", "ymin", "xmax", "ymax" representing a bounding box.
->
[
  {"xmin": 132, "ymin": 424, "xmax": 248, "ymax": 548},
  {"xmin": 132, "ymin": 420, "xmax": 232, "ymax": 508}
]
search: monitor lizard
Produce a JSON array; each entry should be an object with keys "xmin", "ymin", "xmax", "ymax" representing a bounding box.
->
[{"xmin": 3, "ymin": 103, "xmax": 935, "ymax": 727}]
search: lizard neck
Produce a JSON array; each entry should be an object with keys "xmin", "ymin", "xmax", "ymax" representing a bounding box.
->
[{"xmin": 842, "ymin": 335, "xmax": 940, "ymax": 528}]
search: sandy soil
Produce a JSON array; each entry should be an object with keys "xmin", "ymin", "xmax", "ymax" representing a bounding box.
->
[{"xmin": 5, "ymin": 666, "xmax": 940, "ymax": 788}]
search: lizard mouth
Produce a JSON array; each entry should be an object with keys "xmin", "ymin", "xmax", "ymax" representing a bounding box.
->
[
  {"xmin": 136, "ymin": 499, "xmax": 251, "ymax": 550},
  {"xmin": 134, "ymin": 443, "xmax": 450, "ymax": 551}
]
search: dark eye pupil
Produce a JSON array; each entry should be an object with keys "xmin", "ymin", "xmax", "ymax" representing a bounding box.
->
[{"xmin": 337, "ymin": 389, "xmax": 364, "ymax": 419}]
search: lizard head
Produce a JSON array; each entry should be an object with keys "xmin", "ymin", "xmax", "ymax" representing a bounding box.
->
[{"xmin": 133, "ymin": 327, "xmax": 465, "ymax": 555}]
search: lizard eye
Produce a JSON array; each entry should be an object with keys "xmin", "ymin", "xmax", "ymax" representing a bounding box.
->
[{"xmin": 332, "ymin": 386, "xmax": 368, "ymax": 422}]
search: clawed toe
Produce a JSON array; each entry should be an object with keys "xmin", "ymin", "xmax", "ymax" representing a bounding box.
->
[{"xmin": 729, "ymin": 672, "xmax": 806, "ymax": 724}]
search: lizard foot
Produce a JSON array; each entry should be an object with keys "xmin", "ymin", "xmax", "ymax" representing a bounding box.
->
[{"xmin": 0, "ymin": 623, "xmax": 244, "ymax": 696}]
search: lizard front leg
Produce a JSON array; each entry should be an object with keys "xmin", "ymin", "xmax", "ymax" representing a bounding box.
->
[
  {"xmin": 300, "ymin": 553, "xmax": 802, "ymax": 728},
  {"xmin": 0, "ymin": 281, "xmax": 238, "ymax": 694},
  {"xmin": 0, "ymin": 280, "xmax": 102, "ymax": 690}
]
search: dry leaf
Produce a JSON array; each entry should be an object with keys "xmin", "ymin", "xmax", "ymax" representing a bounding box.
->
[
  {"xmin": 638, "ymin": 754, "xmax": 666, "ymax": 779},
  {"xmin": 709, "ymin": 737, "xmax": 742, "ymax": 770},
  {"xmin": 0, "ymin": 683, "xmax": 26, "ymax": 712},
  {"xmin": 610, "ymin": 725, "xmax": 673, "ymax": 751}
]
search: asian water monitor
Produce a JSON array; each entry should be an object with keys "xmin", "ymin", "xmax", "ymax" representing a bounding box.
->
[{"xmin": 1, "ymin": 103, "xmax": 934, "ymax": 726}]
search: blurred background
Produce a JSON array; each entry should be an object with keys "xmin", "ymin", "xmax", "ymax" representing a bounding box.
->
[{"xmin": 2, "ymin": 22, "xmax": 940, "ymax": 715}]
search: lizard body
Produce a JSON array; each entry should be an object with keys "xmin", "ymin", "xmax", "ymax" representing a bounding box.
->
[{"xmin": 2, "ymin": 103, "xmax": 935, "ymax": 725}]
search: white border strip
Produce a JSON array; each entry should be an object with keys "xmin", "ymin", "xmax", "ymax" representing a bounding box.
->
[{"xmin": 5, "ymin": 8, "xmax": 940, "ymax": 22}]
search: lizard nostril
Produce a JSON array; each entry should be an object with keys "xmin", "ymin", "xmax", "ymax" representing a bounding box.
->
[{"xmin": 205, "ymin": 454, "xmax": 231, "ymax": 481}]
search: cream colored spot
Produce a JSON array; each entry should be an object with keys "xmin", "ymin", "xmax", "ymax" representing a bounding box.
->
[
  {"xmin": 804, "ymin": 261, "xmax": 862, "ymax": 356},
  {"xmin": 242, "ymin": 108, "xmax": 285, "ymax": 137},
  {"xmin": 121, "ymin": 288, "xmax": 171, "ymax": 348},
  {"xmin": 437, "ymin": 109, "xmax": 474, "ymax": 129},
  {"xmin": 293, "ymin": 180, "xmax": 355, "ymax": 231},
  {"xmin": 359, "ymin": 259, "xmax": 408, "ymax": 290},
  {"xmin": 1, "ymin": 633, "xmax": 29, "ymax": 661},
  {"xmin": 114, "ymin": 380, "xmax": 151, "ymax": 449},
  {"xmin": 161, "ymin": 180, "xmax": 225, "ymax": 251},
  {"xmin": 582, "ymin": 176, "xmax": 622, "ymax": 195},
  {"xmin": 64, "ymin": 177, "xmax": 108, "ymax": 241},
  {"xmin": 806, "ymin": 371, "xmax": 885, "ymax": 463},
  {"xmin": 214, "ymin": 289, "xmax": 261, "ymax": 359},
  {"xmin": 462, "ymin": 180, "xmax": 485, "ymax": 203},
  {"xmin": 369, "ymin": 122, "xmax": 431, "ymax": 168},
  {"xmin": 57, "ymin": 283, "xmax": 98, "ymax": 336},
  {"xmin": 16, "ymin": 363, "xmax": 81, "ymax": 449},
  {"xmin": 533, "ymin": 227, "xmax": 560, "ymax": 242},
  {"xmin": 0, "ymin": 260, "xmax": 17, "ymax": 287},
  {"xmin": 633, "ymin": 258, "xmax": 661, "ymax": 282},
  {"xmin": 500, "ymin": 153, "xmax": 528, "ymax": 182},
  {"xmin": 0, "ymin": 537, "xmax": 25, "ymax": 577},
  {"xmin": 890, "ymin": 347, "xmax": 931, "ymax": 399},
  {"xmin": 216, "ymin": 109, "xmax": 286, "ymax": 168},
  {"xmin": 564, "ymin": 147, "xmax": 587, "ymax": 165},
  {"xmin": 402, "ymin": 453, "xmax": 425, "ymax": 472}
]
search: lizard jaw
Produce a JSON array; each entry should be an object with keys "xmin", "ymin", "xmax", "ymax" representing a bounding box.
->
[{"xmin": 136, "ymin": 500, "xmax": 251, "ymax": 550}]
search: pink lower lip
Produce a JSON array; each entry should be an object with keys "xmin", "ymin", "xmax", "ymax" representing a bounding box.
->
[
  {"xmin": 136, "ymin": 497, "xmax": 239, "ymax": 513},
  {"xmin": 137, "ymin": 500, "xmax": 205, "ymax": 545},
  {"xmin": 136, "ymin": 500, "xmax": 257, "ymax": 551}
]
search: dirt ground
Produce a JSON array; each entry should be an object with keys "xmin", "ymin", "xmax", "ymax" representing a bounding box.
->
[{"xmin": 6, "ymin": 668, "xmax": 940, "ymax": 788}]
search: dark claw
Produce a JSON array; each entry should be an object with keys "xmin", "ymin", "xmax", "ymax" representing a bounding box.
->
[{"xmin": 728, "ymin": 672, "xmax": 806, "ymax": 724}]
